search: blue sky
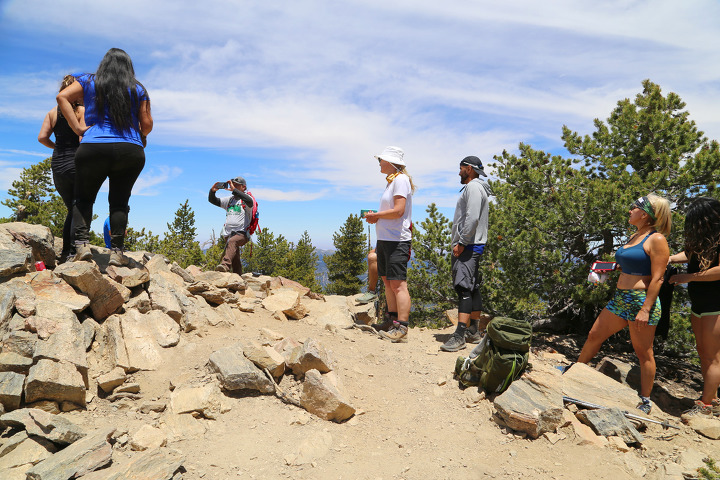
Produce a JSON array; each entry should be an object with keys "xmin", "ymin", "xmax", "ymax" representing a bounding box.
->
[{"xmin": 2, "ymin": 1, "xmax": 720, "ymax": 249}]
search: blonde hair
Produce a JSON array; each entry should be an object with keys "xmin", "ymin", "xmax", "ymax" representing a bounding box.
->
[
  {"xmin": 59, "ymin": 75, "xmax": 75, "ymax": 92},
  {"xmin": 647, "ymin": 193, "xmax": 671, "ymax": 236},
  {"xmin": 391, "ymin": 164, "xmax": 417, "ymax": 193}
]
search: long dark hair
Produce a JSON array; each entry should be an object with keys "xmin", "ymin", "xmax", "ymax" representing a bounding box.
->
[
  {"xmin": 684, "ymin": 197, "xmax": 720, "ymax": 271},
  {"xmin": 93, "ymin": 48, "xmax": 149, "ymax": 135}
]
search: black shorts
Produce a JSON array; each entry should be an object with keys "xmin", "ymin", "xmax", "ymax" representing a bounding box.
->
[
  {"xmin": 451, "ymin": 248, "xmax": 481, "ymax": 291},
  {"xmin": 689, "ymin": 281, "xmax": 720, "ymax": 317},
  {"xmin": 376, "ymin": 240, "xmax": 411, "ymax": 281}
]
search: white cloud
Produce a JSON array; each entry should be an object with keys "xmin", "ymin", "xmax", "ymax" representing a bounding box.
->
[{"xmin": 131, "ymin": 166, "xmax": 183, "ymax": 196}]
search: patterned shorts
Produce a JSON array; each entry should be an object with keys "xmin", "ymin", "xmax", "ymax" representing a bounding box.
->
[{"xmin": 605, "ymin": 289, "xmax": 661, "ymax": 326}]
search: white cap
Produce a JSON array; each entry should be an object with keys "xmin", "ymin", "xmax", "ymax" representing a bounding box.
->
[{"xmin": 374, "ymin": 146, "xmax": 405, "ymax": 166}]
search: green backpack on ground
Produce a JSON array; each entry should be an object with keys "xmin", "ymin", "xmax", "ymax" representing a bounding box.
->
[{"xmin": 454, "ymin": 316, "xmax": 532, "ymax": 393}]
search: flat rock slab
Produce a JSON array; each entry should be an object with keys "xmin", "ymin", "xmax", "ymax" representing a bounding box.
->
[
  {"xmin": 169, "ymin": 382, "xmax": 222, "ymax": 419},
  {"xmin": 262, "ymin": 288, "xmax": 307, "ymax": 320},
  {"xmin": 119, "ymin": 310, "xmax": 164, "ymax": 371},
  {"xmin": 493, "ymin": 361, "xmax": 564, "ymax": 438},
  {"xmin": 29, "ymin": 271, "xmax": 90, "ymax": 313},
  {"xmin": 32, "ymin": 300, "xmax": 87, "ymax": 373},
  {"xmin": 105, "ymin": 265, "xmax": 150, "ymax": 288},
  {"xmin": 80, "ymin": 447, "xmax": 185, "ymax": 480},
  {"xmin": 240, "ymin": 340, "xmax": 286, "ymax": 378},
  {"xmin": 0, "ymin": 433, "xmax": 56, "ymax": 470},
  {"xmin": 147, "ymin": 274, "xmax": 184, "ymax": 322},
  {"xmin": 24, "ymin": 359, "xmax": 86, "ymax": 406},
  {"xmin": 684, "ymin": 416, "xmax": 720, "ymax": 440},
  {"xmin": 0, "ymin": 371, "xmax": 25, "ymax": 411},
  {"xmin": 300, "ymin": 369, "xmax": 355, "ymax": 422},
  {"xmin": 0, "ymin": 408, "xmax": 86, "ymax": 445},
  {"xmin": 26, "ymin": 427, "xmax": 115, "ymax": 480},
  {"xmin": 576, "ymin": 407, "xmax": 644, "ymax": 444},
  {"xmin": 0, "ymin": 352, "xmax": 33, "ymax": 374},
  {"xmin": 562, "ymin": 362, "xmax": 650, "ymax": 414},
  {"xmin": 208, "ymin": 345, "xmax": 274, "ymax": 393},
  {"xmin": 54, "ymin": 262, "xmax": 124, "ymax": 321},
  {"xmin": 192, "ymin": 271, "xmax": 245, "ymax": 291}
]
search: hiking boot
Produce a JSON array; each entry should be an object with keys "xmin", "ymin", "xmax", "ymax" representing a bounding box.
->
[
  {"xmin": 682, "ymin": 399, "xmax": 720, "ymax": 420},
  {"xmin": 372, "ymin": 315, "xmax": 394, "ymax": 332},
  {"xmin": 636, "ymin": 398, "xmax": 652, "ymax": 415},
  {"xmin": 215, "ymin": 264, "xmax": 229, "ymax": 273},
  {"xmin": 109, "ymin": 248, "xmax": 128, "ymax": 267},
  {"xmin": 379, "ymin": 322, "xmax": 408, "ymax": 343},
  {"xmin": 682, "ymin": 400, "xmax": 714, "ymax": 420},
  {"xmin": 440, "ymin": 333, "xmax": 466, "ymax": 352},
  {"xmin": 356, "ymin": 291, "xmax": 378, "ymax": 305},
  {"xmin": 73, "ymin": 243, "xmax": 92, "ymax": 262},
  {"xmin": 464, "ymin": 328, "xmax": 485, "ymax": 344}
]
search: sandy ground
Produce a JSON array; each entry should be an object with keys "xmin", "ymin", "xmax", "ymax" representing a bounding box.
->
[{"xmin": 65, "ymin": 305, "xmax": 720, "ymax": 480}]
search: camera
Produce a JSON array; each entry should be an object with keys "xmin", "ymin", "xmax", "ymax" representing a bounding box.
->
[
  {"xmin": 215, "ymin": 181, "xmax": 229, "ymax": 189},
  {"xmin": 590, "ymin": 261, "xmax": 617, "ymax": 272}
]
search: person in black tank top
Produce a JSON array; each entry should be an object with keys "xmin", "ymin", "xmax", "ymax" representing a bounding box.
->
[
  {"xmin": 669, "ymin": 197, "xmax": 720, "ymax": 417},
  {"xmin": 38, "ymin": 75, "xmax": 85, "ymax": 262}
]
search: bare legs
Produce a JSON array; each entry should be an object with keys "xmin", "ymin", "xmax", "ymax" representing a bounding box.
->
[
  {"xmin": 383, "ymin": 277, "xmax": 410, "ymax": 323},
  {"xmin": 367, "ymin": 249, "xmax": 378, "ymax": 293},
  {"xmin": 578, "ymin": 308, "xmax": 657, "ymax": 397},
  {"xmin": 691, "ymin": 314, "xmax": 720, "ymax": 405}
]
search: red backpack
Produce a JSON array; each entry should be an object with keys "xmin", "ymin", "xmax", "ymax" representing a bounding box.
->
[{"xmin": 245, "ymin": 191, "xmax": 260, "ymax": 235}]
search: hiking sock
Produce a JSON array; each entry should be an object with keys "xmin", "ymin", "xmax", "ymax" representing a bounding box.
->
[
  {"xmin": 466, "ymin": 320, "xmax": 478, "ymax": 334},
  {"xmin": 398, "ymin": 320, "xmax": 409, "ymax": 327},
  {"xmin": 388, "ymin": 312, "xmax": 398, "ymax": 322},
  {"xmin": 455, "ymin": 322, "xmax": 468, "ymax": 337},
  {"xmin": 639, "ymin": 395, "xmax": 651, "ymax": 406}
]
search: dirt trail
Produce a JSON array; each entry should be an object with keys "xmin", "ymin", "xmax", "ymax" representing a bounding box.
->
[{"xmin": 71, "ymin": 306, "xmax": 720, "ymax": 480}]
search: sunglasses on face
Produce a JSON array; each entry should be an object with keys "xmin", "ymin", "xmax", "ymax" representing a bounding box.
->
[{"xmin": 631, "ymin": 196, "xmax": 656, "ymax": 220}]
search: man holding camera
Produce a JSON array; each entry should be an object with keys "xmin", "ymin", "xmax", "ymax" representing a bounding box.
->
[
  {"xmin": 209, "ymin": 176, "xmax": 254, "ymax": 274},
  {"xmin": 441, "ymin": 156, "xmax": 493, "ymax": 352}
]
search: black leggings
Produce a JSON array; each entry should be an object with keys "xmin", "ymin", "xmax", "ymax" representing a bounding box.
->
[
  {"xmin": 72, "ymin": 142, "xmax": 145, "ymax": 249},
  {"xmin": 52, "ymin": 169, "xmax": 75, "ymax": 255}
]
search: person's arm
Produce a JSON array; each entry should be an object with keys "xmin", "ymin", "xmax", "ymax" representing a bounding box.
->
[
  {"xmin": 76, "ymin": 105, "xmax": 86, "ymax": 142},
  {"xmin": 634, "ymin": 234, "xmax": 669, "ymax": 326},
  {"xmin": 455, "ymin": 183, "xmax": 484, "ymax": 256},
  {"xmin": 56, "ymin": 81, "xmax": 87, "ymax": 136},
  {"xmin": 38, "ymin": 109, "xmax": 56, "ymax": 149},
  {"xmin": 668, "ymin": 251, "xmax": 688, "ymax": 264},
  {"xmin": 233, "ymin": 189, "xmax": 254, "ymax": 208},
  {"xmin": 364, "ymin": 196, "xmax": 406, "ymax": 224},
  {"xmin": 669, "ymin": 250, "xmax": 720, "ymax": 284},
  {"xmin": 139, "ymin": 100, "xmax": 153, "ymax": 135},
  {"xmin": 208, "ymin": 185, "xmax": 221, "ymax": 207}
]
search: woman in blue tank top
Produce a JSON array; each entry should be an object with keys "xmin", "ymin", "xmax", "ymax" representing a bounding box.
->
[
  {"xmin": 57, "ymin": 48, "xmax": 153, "ymax": 267},
  {"xmin": 668, "ymin": 197, "xmax": 720, "ymax": 417},
  {"xmin": 577, "ymin": 194, "xmax": 671, "ymax": 414}
]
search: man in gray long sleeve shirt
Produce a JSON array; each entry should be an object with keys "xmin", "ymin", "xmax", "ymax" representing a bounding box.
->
[
  {"xmin": 209, "ymin": 176, "xmax": 254, "ymax": 274},
  {"xmin": 441, "ymin": 156, "xmax": 493, "ymax": 352}
]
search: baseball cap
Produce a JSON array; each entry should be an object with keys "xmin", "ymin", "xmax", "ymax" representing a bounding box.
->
[
  {"xmin": 231, "ymin": 176, "xmax": 246, "ymax": 186},
  {"xmin": 460, "ymin": 156, "xmax": 487, "ymax": 177}
]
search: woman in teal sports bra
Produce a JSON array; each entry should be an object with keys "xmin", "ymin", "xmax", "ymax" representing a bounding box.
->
[{"xmin": 577, "ymin": 194, "xmax": 671, "ymax": 414}]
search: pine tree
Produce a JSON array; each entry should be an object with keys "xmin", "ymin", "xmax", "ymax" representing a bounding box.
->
[
  {"xmin": 486, "ymin": 80, "xmax": 720, "ymax": 331},
  {"xmin": 407, "ymin": 203, "xmax": 455, "ymax": 325},
  {"xmin": 125, "ymin": 226, "xmax": 161, "ymax": 253},
  {"xmin": 285, "ymin": 231, "xmax": 321, "ymax": 291},
  {"xmin": 159, "ymin": 200, "xmax": 204, "ymax": 268},
  {"xmin": 1, "ymin": 157, "xmax": 66, "ymax": 237},
  {"xmin": 324, "ymin": 214, "xmax": 366, "ymax": 295},
  {"xmin": 241, "ymin": 229, "xmax": 290, "ymax": 275},
  {"xmin": 201, "ymin": 230, "xmax": 226, "ymax": 271}
]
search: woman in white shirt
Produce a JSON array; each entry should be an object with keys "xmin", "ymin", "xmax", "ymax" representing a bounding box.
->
[{"xmin": 364, "ymin": 146, "xmax": 415, "ymax": 343}]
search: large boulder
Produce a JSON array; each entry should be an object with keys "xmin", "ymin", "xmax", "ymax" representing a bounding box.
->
[
  {"xmin": 25, "ymin": 427, "xmax": 115, "ymax": 480},
  {"xmin": 207, "ymin": 344, "xmax": 274, "ymax": 393},
  {"xmin": 28, "ymin": 270, "xmax": 90, "ymax": 313},
  {"xmin": 262, "ymin": 288, "xmax": 308, "ymax": 320},
  {"xmin": 0, "ymin": 223, "xmax": 56, "ymax": 278},
  {"xmin": 24, "ymin": 359, "xmax": 86, "ymax": 406},
  {"xmin": 53, "ymin": 262, "xmax": 124, "ymax": 321}
]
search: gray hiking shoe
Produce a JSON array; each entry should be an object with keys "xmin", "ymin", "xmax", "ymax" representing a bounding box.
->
[
  {"xmin": 109, "ymin": 248, "xmax": 128, "ymax": 267},
  {"xmin": 356, "ymin": 291, "xmax": 378, "ymax": 305},
  {"xmin": 379, "ymin": 323, "xmax": 408, "ymax": 343},
  {"xmin": 636, "ymin": 399, "xmax": 652, "ymax": 415},
  {"xmin": 440, "ymin": 333, "xmax": 466, "ymax": 352},
  {"xmin": 73, "ymin": 243, "xmax": 92, "ymax": 262},
  {"xmin": 464, "ymin": 329, "xmax": 484, "ymax": 344}
]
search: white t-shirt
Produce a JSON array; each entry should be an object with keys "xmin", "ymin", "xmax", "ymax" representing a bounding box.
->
[{"xmin": 376, "ymin": 174, "xmax": 413, "ymax": 241}]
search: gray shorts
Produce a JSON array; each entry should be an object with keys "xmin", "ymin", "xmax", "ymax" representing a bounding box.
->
[{"xmin": 452, "ymin": 247, "xmax": 481, "ymax": 291}]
